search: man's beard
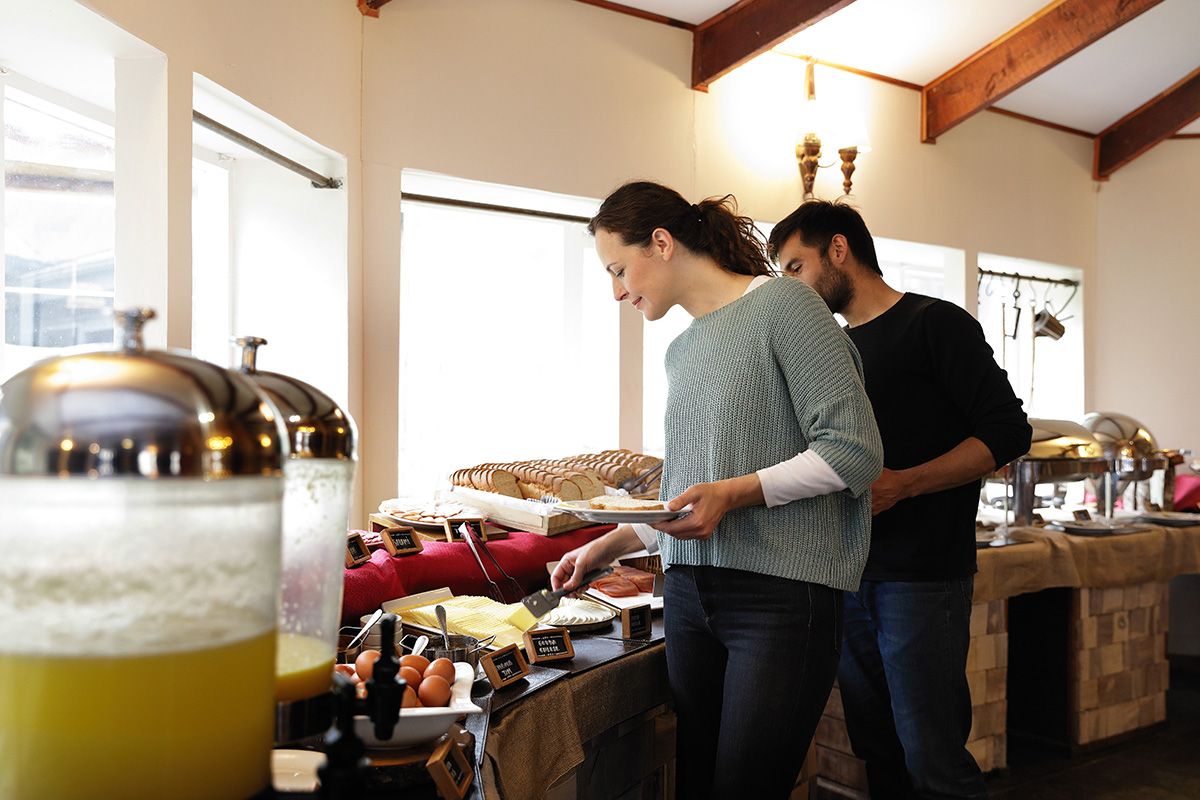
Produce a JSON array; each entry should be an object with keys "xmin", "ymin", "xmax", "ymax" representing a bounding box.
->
[{"xmin": 815, "ymin": 253, "xmax": 854, "ymax": 315}]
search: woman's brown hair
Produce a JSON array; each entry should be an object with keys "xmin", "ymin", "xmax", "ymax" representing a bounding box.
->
[{"xmin": 588, "ymin": 181, "xmax": 775, "ymax": 277}]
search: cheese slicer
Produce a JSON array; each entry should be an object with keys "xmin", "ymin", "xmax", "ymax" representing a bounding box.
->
[{"xmin": 505, "ymin": 566, "xmax": 614, "ymax": 632}]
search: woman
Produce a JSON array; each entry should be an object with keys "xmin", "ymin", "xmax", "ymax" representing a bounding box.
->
[{"xmin": 551, "ymin": 181, "xmax": 882, "ymax": 799}]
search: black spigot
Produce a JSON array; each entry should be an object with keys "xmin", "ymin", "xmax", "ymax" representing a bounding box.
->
[
  {"xmin": 318, "ymin": 673, "xmax": 370, "ymax": 799},
  {"xmin": 362, "ymin": 613, "xmax": 407, "ymax": 743}
]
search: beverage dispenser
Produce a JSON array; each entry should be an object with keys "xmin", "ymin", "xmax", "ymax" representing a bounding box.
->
[
  {"xmin": 233, "ymin": 336, "xmax": 358, "ymax": 743},
  {"xmin": 0, "ymin": 310, "xmax": 287, "ymax": 800}
]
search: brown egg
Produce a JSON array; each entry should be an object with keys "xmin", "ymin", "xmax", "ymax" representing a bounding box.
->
[
  {"xmin": 401, "ymin": 685, "xmax": 419, "ymax": 708},
  {"xmin": 423, "ymin": 658, "xmax": 455, "ymax": 684},
  {"xmin": 399, "ymin": 654, "xmax": 430, "ymax": 674},
  {"xmin": 399, "ymin": 666, "xmax": 423, "ymax": 687},
  {"xmin": 355, "ymin": 649, "xmax": 382, "ymax": 680},
  {"xmin": 333, "ymin": 664, "xmax": 357, "ymax": 681},
  {"xmin": 417, "ymin": 674, "xmax": 452, "ymax": 707}
]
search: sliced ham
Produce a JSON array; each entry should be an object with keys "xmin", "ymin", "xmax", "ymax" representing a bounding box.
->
[{"xmin": 592, "ymin": 576, "xmax": 639, "ymax": 597}]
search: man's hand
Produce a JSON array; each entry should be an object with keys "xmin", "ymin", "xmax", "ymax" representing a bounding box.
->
[{"xmin": 870, "ymin": 467, "xmax": 913, "ymax": 515}]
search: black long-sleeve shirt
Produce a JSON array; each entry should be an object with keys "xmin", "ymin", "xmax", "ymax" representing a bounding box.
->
[{"xmin": 847, "ymin": 293, "xmax": 1032, "ymax": 581}]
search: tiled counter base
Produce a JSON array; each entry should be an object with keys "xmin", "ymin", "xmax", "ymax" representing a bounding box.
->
[{"xmin": 1071, "ymin": 582, "xmax": 1169, "ymax": 747}]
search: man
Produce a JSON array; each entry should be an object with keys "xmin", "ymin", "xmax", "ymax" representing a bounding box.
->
[{"xmin": 769, "ymin": 201, "xmax": 1032, "ymax": 800}]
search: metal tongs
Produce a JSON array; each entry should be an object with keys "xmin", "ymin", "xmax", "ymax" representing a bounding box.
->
[
  {"xmin": 459, "ymin": 522, "xmax": 525, "ymax": 603},
  {"xmin": 618, "ymin": 461, "xmax": 663, "ymax": 494}
]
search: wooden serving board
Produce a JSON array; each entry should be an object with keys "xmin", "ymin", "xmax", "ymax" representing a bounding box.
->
[{"xmin": 434, "ymin": 488, "xmax": 590, "ymax": 536}]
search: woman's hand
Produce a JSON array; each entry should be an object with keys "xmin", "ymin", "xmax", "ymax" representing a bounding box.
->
[
  {"xmin": 550, "ymin": 526, "xmax": 642, "ymax": 591},
  {"xmin": 651, "ymin": 474, "xmax": 764, "ymax": 541}
]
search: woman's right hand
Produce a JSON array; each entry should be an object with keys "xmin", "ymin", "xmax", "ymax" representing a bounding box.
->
[{"xmin": 550, "ymin": 525, "xmax": 641, "ymax": 591}]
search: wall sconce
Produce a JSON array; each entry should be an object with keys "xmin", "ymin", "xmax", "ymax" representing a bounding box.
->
[{"xmin": 796, "ymin": 58, "xmax": 870, "ymax": 198}]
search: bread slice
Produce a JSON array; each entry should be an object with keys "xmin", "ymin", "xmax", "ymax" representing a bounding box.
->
[{"xmin": 587, "ymin": 496, "xmax": 666, "ymax": 511}]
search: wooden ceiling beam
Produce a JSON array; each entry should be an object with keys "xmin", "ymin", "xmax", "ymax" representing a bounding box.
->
[
  {"xmin": 692, "ymin": 0, "xmax": 857, "ymax": 91},
  {"xmin": 921, "ymin": 0, "xmax": 1166, "ymax": 143},
  {"xmin": 1094, "ymin": 65, "xmax": 1200, "ymax": 179}
]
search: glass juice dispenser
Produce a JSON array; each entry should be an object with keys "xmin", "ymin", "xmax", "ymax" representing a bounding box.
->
[
  {"xmin": 0, "ymin": 310, "xmax": 287, "ymax": 800},
  {"xmin": 233, "ymin": 336, "xmax": 358, "ymax": 742}
]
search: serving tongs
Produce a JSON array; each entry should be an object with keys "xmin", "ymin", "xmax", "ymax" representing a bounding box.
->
[
  {"xmin": 459, "ymin": 521, "xmax": 525, "ymax": 603},
  {"xmin": 618, "ymin": 461, "xmax": 663, "ymax": 494}
]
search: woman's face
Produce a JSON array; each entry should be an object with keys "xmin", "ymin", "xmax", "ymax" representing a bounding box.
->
[{"xmin": 595, "ymin": 228, "xmax": 675, "ymax": 321}]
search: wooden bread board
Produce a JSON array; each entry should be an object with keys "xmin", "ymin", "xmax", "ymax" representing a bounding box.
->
[{"xmin": 435, "ymin": 488, "xmax": 590, "ymax": 536}]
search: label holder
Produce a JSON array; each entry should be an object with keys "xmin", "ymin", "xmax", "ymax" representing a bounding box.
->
[
  {"xmin": 380, "ymin": 525, "xmax": 424, "ymax": 557},
  {"xmin": 621, "ymin": 604, "xmax": 653, "ymax": 639},
  {"xmin": 425, "ymin": 735, "xmax": 473, "ymax": 800},
  {"xmin": 480, "ymin": 643, "xmax": 530, "ymax": 689},
  {"xmin": 523, "ymin": 627, "xmax": 574, "ymax": 663},
  {"xmin": 345, "ymin": 531, "xmax": 372, "ymax": 568}
]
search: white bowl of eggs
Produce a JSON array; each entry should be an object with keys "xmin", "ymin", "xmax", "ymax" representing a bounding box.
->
[{"xmin": 345, "ymin": 655, "xmax": 482, "ymax": 749}]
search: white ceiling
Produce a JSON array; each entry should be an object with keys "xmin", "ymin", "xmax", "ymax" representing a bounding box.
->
[{"xmin": 605, "ymin": 0, "xmax": 1200, "ymax": 136}]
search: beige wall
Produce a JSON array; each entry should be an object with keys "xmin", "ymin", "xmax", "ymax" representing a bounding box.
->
[
  {"xmin": 66, "ymin": 0, "xmax": 1199, "ymax": 523},
  {"xmin": 1095, "ymin": 140, "xmax": 1200, "ymax": 452}
]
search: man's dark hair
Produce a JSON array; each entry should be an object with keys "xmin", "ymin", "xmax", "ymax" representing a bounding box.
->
[{"xmin": 768, "ymin": 199, "xmax": 882, "ymax": 276}]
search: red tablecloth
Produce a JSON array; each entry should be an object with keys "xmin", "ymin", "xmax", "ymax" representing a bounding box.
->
[{"xmin": 341, "ymin": 525, "xmax": 615, "ymax": 625}]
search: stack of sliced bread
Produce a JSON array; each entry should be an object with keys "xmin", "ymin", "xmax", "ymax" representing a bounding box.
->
[{"xmin": 449, "ymin": 449, "xmax": 663, "ymax": 502}]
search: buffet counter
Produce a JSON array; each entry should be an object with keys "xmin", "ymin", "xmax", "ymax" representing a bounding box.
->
[
  {"xmin": 344, "ymin": 518, "xmax": 1200, "ymax": 799},
  {"xmin": 815, "ymin": 519, "xmax": 1200, "ymax": 799}
]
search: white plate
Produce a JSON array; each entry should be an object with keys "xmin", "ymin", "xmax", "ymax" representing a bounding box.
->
[
  {"xmin": 353, "ymin": 661, "xmax": 482, "ymax": 749},
  {"xmin": 377, "ymin": 497, "xmax": 485, "ymax": 530},
  {"xmin": 1137, "ymin": 511, "xmax": 1200, "ymax": 527},
  {"xmin": 541, "ymin": 597, "xmax": 617, "ymax": 631},
  {"xmin": 583, "ymin": 586, "xmax": 664, "ymax": 612},
  {"xmin": 1049, "ymin": 520, "xmax": 1153, "ymax": 536},
  {"xmin": 554, "ymin": 499, "xmax": 689, "ymax": 524}
]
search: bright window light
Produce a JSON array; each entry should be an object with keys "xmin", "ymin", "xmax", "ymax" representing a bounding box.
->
[
  {"xmin": 3, "ymin": 84, "xmax": 115, "ymax": 382},
  {"xmin": 397, "ymin": 173, "xmax": 618, "ymax": 497}
]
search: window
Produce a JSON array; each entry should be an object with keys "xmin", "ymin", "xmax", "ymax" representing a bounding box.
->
[
  {"xmin": 3, "ymin": 83, "xmax": 115, "ymax": 382},
  {"xmin": 190, "ymin": 75, "xmax": 348, "ymax": 400},
  {"xmin": 976, "ymin": 254, "xmax": 1084, "ymax": 421},
  {"xmin": 397, "ymin": 172, "xmax": 618, "ymax": 496}
]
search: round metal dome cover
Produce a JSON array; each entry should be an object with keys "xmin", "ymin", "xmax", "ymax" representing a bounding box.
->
[
  {"xmin": 1082, "ymin": 412, "xmax": 1158, "ymax": 460},
  {"xmin": 0, "ymin": 310, "xmax": 287, "ymax": 478},
  {"xmin": 1024, "ymin": 419, "xmax": 1106, "ymax": 460},
  {"xmin": 232, "ymin": 336, "xmax": 357, "ymax": 461}
]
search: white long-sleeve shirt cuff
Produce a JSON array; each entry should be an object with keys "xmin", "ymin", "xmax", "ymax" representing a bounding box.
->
[
  {"xmin": 757, "ymin": 449, "xmax": 849, "ymax": 507},
  {"xmin": 631, "ymin": 523, "xmax": 660, "ymax": 554}
]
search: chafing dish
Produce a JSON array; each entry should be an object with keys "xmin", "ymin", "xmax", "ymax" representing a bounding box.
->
[{"xmin": 992, "ymin": 419, "xmax": 1110, "ymax": 524}]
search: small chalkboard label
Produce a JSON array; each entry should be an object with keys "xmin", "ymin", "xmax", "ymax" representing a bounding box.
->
[
  {"xmin": 1030, "ymin": 512, "xmax": 1045, "ymax": 525},
  {"xmin": 1073, "ymin": 509, "xmax": 1093, "ymax": 522},
  {"xmin": 345, "ymin": 532, "xmax": 372, "ymax": 568},
  {"xmin": 1148, "ymin": 502, "xmax": 1162, "ymax": 513},
  {"xmin": 523, "ymin": 627, "xmax": 574, "ymax": 664},
  {"xmin": 381, "ymin": 526, "xmax": 423, "ymax": 557},
  {"xmin": 621, "ymin": 604, "xmax": 652, "ymax": 639},
  {"xmin": 444, "ymin": 517, "xmax": 487, "ymax": 543},
  {"xmin": 425, "ymin": 735, "xmax": 473, "ymax": 800},
  {"xmin": 480, "ymin": 643, "xmax": 529, "ymax": 689}
]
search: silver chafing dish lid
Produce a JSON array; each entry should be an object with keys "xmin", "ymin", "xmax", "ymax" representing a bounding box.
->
[
  {"xmin": 0, "ymin": 309, "xmax": 287, "ymax": 479},
  {"xmin": 1025, "ymin": 419, "xmax": 1106, "ymax": 461},
  {"xmin": 1082, "ymin": 411, "xmax": 1167, "ymax": 478},
  {"xmin": 233, "ymin": 336, "xmax": 356, "ymax": 462},
  {"xmin": 992, "ymin": 419, "xmax": 1109, "ymax": 482}
]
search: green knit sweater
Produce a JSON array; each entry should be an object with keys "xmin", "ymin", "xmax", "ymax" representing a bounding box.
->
[{"xmin": 659, "ymin": 276, "xmax": 883, "ymax": 590}]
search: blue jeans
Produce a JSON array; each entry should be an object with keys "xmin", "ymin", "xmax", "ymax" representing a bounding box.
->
[
  {"xmin": 664, "ymin": 565, "xmax": 842, "ymax": 800},
  {"xmin": 838, "ymin": 577, "xmax": 987, "ymax": 800}
]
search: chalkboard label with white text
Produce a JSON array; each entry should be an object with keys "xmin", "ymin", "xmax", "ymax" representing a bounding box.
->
[
  {"xmin": 523, "ymin": 627, "xmax": 574, "ymax": 663},
  {"xmin": 425, "ymin": 736, "xmax": 473, "ymax": 800},
  {"xmin": 481, "ymin": 643, "xmax": 530, "ymax": 689},
  {"xmin": 621, "ymin": 604, "xmax": 652, "ymax": 639},
  {"xmin": 381, "ymin": 526, "xmax": 423, "ymax": 556}
]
